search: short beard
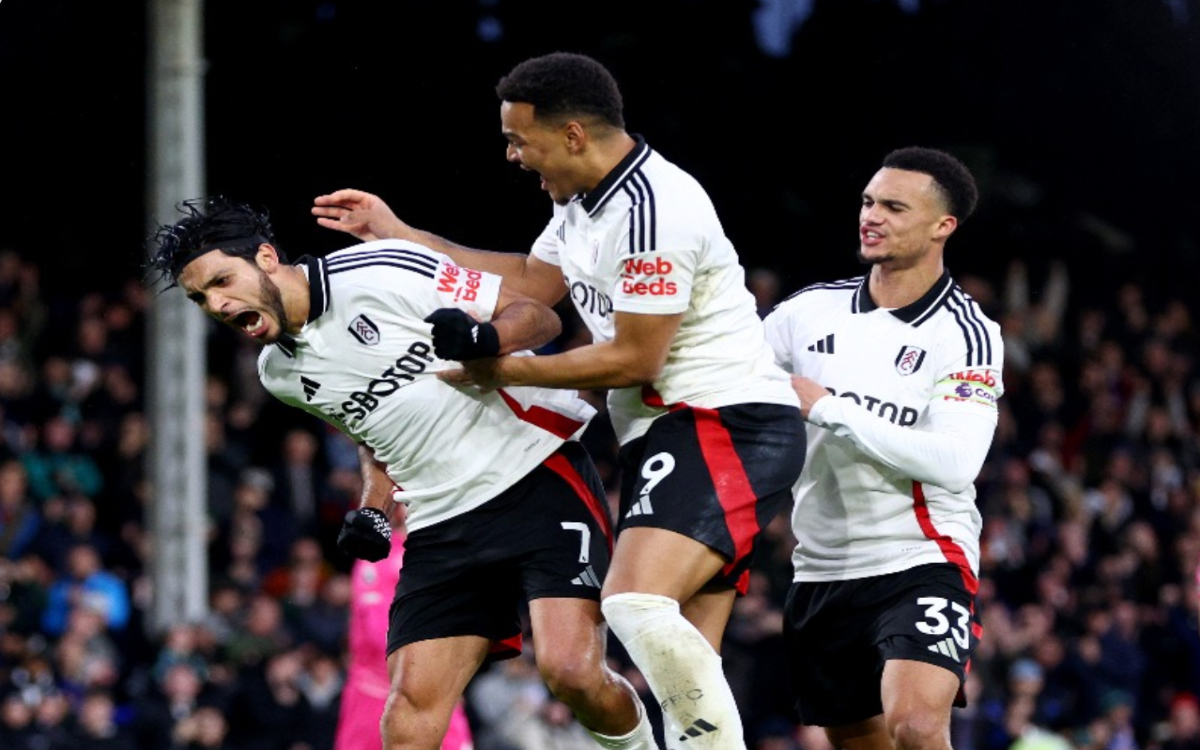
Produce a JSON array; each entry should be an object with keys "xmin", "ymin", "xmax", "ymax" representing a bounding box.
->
[
  {"xmin": 258, "ymin": 269, "xmax": 289, "ymax": 341},
  {"xmin": 857, "ymin": 249, "xmax": 895, "ymax": 266}
]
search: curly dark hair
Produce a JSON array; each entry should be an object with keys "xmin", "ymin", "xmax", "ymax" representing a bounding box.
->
[
  {"xmin": 146, "ymin": 196, "xmax": 282, "ymax": 288},
  {"xmin": 495, "ymin": 52, "xmax": 625, "ymax": 129},
  {"xmin": 881, "ymin": 147, "xmax": 979, "ymax": 222}
]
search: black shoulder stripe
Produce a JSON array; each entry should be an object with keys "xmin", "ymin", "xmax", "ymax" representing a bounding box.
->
[
  {"xmin": 954, "ymin": 290, "xmax": 993, "ymax": 365},
  {"xmin": 328, "ymin": 260, "xmax": 435, "ymax": 279},
  {"xmin": 329, "ymin": 247, "xmax": 439, "ymax": 271},
  {"xmin": 622, "ymin": 183, "xmax": 643, "ymax": 254},
  {"xmin": 622, "ymin": 171, "xmax": 657, "ymax": 255},
  {"xmin": 633, "ymin": 170, "xmax": 656, "ymax": 253},
  {"xmin": 942, "ymin": 297, "xmax": 976, "ymax": 366},
  {"xmin": 943, "ymin": 291, "xmax": 992, "ymax": 367},
  {"xmin": 780, "ymin": 277, "xmax": 862, "ymax": 304}
]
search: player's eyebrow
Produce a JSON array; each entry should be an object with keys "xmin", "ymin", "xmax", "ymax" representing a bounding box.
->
[{"xmin": 863, "ymin": 191, "xmax": 911, "ymax": 211}]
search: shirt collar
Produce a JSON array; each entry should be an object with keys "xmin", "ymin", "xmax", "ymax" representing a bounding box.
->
[
  {"xmin": 853, "ymin": 268, "xmax": 954, "ymax": 326},
  {"xmin": 275, "ymin": 255, "xmax": 329, "ymax": 357},
  {"xmin": 298, "ymin": 255, "xmax": 331, "ymax": 323},
  {"xmin": 579, "ymin": 134, "xmax": 652, "ymax": 216}
]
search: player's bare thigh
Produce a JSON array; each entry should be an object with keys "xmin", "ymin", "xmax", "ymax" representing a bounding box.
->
[
  {"xmin": 602, "ymin": 526, "xmax": 729, "ymax": 600},
  {"xmin": 384, "ymin": 635, "xmax": 489, "ymax": 744},
  {"xmin": 824, "ymin": 659, "xmax": 959, "ymax": 750}
]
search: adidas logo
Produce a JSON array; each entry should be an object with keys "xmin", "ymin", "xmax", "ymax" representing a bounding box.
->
[
  {"xmin": 679, "ymin": 719, "xmax": 719, "ymax": 742},
  {"xmin": 301, "ymin": 376, "xmax": 321, "ymax": 402},
  {"xmin": 928, "ymin": 637, "xmax": 962, "ymax": 662},
  {"xmin": 571, "ymin": 565, "xmax": 601, "ymax": 588},
  {"xmin": 624, "ymin": 496, "xmax": 653, "ymax": 519},
  {"xmin": 807, "ymin": 333, "xmax": 835, "ymax": 354}
]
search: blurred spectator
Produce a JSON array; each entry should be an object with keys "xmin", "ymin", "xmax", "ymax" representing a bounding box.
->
[
  {"xmin": 0, "ymin": 460, "xmax": 38, "ymax": 559},
  {"xmin": 229, "ymin": 648, "xmax": 315, "ymax": 750},
  {"xmin": 747, "ymin": 267, "xmax": 784, "ymax": 318},
  {"xmin": 1158, "ymin": 693, "xmax": 1200, "ymax": 750},
  {"xmin": 69, "ymin": 689, "xmax": 137, "ymax": 750},
  {"xmin": 224, "ymin": 594, "xmax": 290, "ymax": 668},
  {"xmin": 172, "ymin": 704, "xmax": 240, "ymax": 750},
  {"xmin": 132, "ymin": 660, "xmax": 208, "ymax": 750},
  {"xmin": 41, "ymin": 542, "xmax": 130, "ymax": 636},
  {"xmin": 270, "ymin": 428, "xmax": 325, "ymax": 538},
  {"xmin": 21, "ymin": 415, "xmax": 103, "ymax": 503},
  {"xmin": 0, "ymin": 690, "xmax": 38, "ymax": 749}
]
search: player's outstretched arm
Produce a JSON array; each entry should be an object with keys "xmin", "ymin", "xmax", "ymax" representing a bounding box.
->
[
  {"xmin": 443, "ymin": 310, "xmax": 683, "ymax": 392},
  {"xmin": 314, "ymin": 189, "xmax": 567, "ymax": 307}
]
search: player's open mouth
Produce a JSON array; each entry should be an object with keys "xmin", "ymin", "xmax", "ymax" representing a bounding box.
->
[
  {"xmin": 233, "ymin": 310, "xmax": 268, "ymax": 338},
  {"xmin": 861, "ymin": 229, "xmax": 884, "ymax": 245}
]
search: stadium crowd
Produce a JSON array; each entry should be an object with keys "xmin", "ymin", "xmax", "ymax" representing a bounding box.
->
[{"xmin": 0, "ymin": 245, "xmax": 1197, "ymax": 750}]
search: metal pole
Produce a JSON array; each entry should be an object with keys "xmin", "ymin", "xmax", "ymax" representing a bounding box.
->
[{"xmin": 145, "ymin": 0, "xmax": 208, "ymax": 635}]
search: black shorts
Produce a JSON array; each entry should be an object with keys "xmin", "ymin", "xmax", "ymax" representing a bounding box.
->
[
  {"xmin": 387, "ymin": 441, "xmax": 613, "ymax": 661},
  {"xmin": 783, "ymin": 563, "xmax": 982, "ymax": 727},
  {"xmin": 617, "ymin": 402, "xmax": 804, "ymax": 594}
]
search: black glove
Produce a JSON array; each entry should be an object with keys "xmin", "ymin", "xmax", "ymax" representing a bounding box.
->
[
  {"xmin": 424, "ymin": 308, "xmax": 500, "ymax": 360},
  {"xmin": 337, "ymin": 507, "xmax": 392, "ymax": 562}
]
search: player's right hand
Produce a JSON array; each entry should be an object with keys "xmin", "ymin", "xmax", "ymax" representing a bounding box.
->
[
  {"xmin": 312, "ymin": 189, "xmax": 408, "ymax": 243},
  {"xmin": 337, "ymin": 507, "xmax": 392, "ymax": 562}
]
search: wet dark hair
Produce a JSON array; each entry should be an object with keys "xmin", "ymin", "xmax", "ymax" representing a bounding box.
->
[
  {"xmin": 146, "ymin": 196, "xmax": 281, "ymax": 288},
  {"xmin": 882, "ymin": 146, "xmax": 979, "ymax": 221},
  {"xmin": 496, "ymin": 51, "xmax": 625, "ymax": 129}
]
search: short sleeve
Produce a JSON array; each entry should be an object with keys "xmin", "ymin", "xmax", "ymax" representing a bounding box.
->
[
  {"xmin": 529, "ymin": 211, "xmax": 563, "ymax": 267},
  {"xmin": 762, "ymin": 305, "xmax": 795, "ymax": 373},
  {"xmin": 429, "ymin": 256, "xmax": 502, "ymax": 322},
  {"xmin": 927, "ymin": 321, "xmax": 1005, "ymax": 419},
  {"xmin": 610, "ymin": 246, "xmax": 694, "ymax": 315}
]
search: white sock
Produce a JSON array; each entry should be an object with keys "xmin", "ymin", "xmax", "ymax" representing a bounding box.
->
[
  {"xmin": 602, "ymin": 593, "xmax": 746, "ymax": 750},
  {"xmin": 587, "ymin": 697, "xmax": 660, "ymax": 750}
]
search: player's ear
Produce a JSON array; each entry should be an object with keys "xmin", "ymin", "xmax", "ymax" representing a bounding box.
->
[
  {"xmin": 564, "ymin": 120, "xmax": 586, "ymax": 154},
  {"xmin": 933, "ymin": 215, "xmax": 957, "ymax": 242},
  {"xmin": 255, "ymin": 243, "xmax": 280, "ymax": 271}
]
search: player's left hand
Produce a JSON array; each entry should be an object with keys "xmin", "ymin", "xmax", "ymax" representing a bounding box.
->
[
  {"xmin": 337, "ymin": 507, "xmax": 392, "ymax": 562},
  {"xmin": 791, "ymin": 375, "xmax": 831, "ymax": 420},
  {"xmin": 425, "ymin": 308, "xmax": 500, "ymax": 361},
  {"xmin": 438, "ymin": 358, "xmax": 508, "ymax": 393}
]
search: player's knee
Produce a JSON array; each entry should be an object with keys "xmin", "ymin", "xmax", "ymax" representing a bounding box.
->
[
  {"xmin": 538, "ymin": 651, "xmax": 604, "ymax": 706},
  {"xmin": 381, "ymin": 686, "xmax": 445, "ymax": 748},
  {"xmin": 600, "ymin": 591, "xmax": 678, "ymax": 642},
  {"xmin": 887, "ymin": 708, "xmax": 948, "ymax": 750}
]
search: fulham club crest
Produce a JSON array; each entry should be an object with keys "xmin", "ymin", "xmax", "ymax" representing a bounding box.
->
[
  {"xmin": 895, "ymin": 345, "xmax": 926, "ymax": 376},
  {"xmin": 348, "ymin": 313, "xmax": 381, "ymax": 346}
]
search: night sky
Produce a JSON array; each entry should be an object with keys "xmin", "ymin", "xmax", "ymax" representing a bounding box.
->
[{"xmin": 3, "ymin": 0, "xmax": 1199, "ymax": 307}]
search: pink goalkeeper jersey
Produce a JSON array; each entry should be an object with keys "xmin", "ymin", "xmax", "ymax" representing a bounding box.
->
[{"xmin": 335, "ymin": 534, "xmax": 473, "ymax": 750}]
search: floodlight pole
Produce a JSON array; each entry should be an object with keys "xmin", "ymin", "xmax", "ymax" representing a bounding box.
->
[{"xmin": 145, "ymin": 0, "xmax": 208, "ymax": 634}]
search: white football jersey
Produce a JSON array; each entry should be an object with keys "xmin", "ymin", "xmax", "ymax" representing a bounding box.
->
[
  {"xmin": 529, "ymin": 136, "xmax": 797, "ymax": 444},
  {"xmin": 764, "ymin": 271, "xmax": 1004, "ymax": 583},
  {"xmin": 258, "ymin": 240, "xmax": 596, "ymax": 532}
]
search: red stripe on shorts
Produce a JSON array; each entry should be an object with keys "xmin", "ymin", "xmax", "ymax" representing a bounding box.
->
[
  {"xmin": 544, "ymin": 451, "xmax": 614, "ymax": 550},
  {"xmin": 691, "ymin": 407, "xmax": 758, "ymax": 585},
  {"xmin": 497, "ymin": 389, "xmax": 585, "ymax": 439},
  {"xmin": 490, "ymin": 633, "xmax": 523, "ymax": 659},
  {"xmin": 911, "ymin": 481, "xmax": 978, "ymax": 596}
]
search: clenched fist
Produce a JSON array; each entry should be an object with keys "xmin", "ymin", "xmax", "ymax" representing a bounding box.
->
[
  {"xmin": 337, "ymin": 507, "xmax": 392, "ymax": 562},
  {"xmin": 425, "ymin": 308, "xmax": 500, "ymax": 360}
]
